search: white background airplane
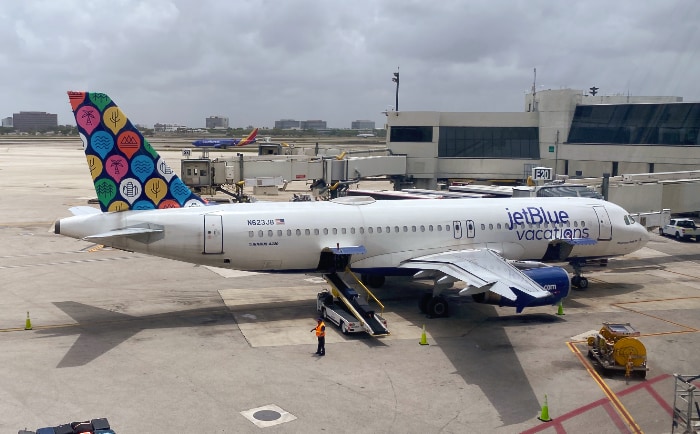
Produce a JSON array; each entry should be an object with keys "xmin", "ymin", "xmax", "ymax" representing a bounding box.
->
[{"xmin": 57, "ymin": 92, "xmax": 650, "ymax": 317}]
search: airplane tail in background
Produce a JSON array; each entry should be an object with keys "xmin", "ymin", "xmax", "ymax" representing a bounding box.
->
[
  {"xmin": 238, "ymin": 127, "xmax": 258, "ymax": 146},
  {"xmin": 67, "ymin": 92, "xmax": 206, "ymax": 212}
]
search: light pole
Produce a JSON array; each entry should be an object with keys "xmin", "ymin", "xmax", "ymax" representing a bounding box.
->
[{"xmin": 392, "ymin": 68, "xmax": 399, "ymax": 111}]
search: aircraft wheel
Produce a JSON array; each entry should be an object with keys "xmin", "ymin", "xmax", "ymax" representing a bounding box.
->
[
  {"xmin": 427, "ymin": 296, "xmax": 449, "ymax": 318},
  {"xmin": 578, "ymin": 277, "xmax": 589, "ymax": 289},
  {"xmin": 571, "ymin": 275, "xmax": 581, "ymax": 288},
  {"xmin": 419, "ymin": 293, "xmax": 432, "ymax": 314}
]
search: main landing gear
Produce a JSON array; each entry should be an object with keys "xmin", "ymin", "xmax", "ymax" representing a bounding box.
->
[
  {"xmin": 419, "ymin": 294, "xmax": 449, "ymax": 318},
  {"xmin": 570, "ymin": 260, "xmax": 588, "ymax": 289}
]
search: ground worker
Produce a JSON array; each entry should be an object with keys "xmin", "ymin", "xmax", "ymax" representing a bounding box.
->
[{"xmin": 311, "ymin": 318, "xmax": 326, "ymax": 356}]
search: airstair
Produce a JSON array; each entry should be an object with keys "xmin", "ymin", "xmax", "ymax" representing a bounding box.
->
[{"xmin": 323, "ymin": 271, "xmax": 389, "ymax": 336}]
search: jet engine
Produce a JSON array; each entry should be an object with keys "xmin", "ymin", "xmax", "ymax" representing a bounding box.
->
[{"xmin": 471, "ymin": 265, "xmax": 570, "ymax": 310}]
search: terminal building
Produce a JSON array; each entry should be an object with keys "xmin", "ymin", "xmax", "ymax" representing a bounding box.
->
[
  {"xmin": 386, "ymin": 89, "xmax": 700, "ymax": 189},
  {"xmin": 205, "ymin": 116, "xmax": 229, "ymax": 129}
]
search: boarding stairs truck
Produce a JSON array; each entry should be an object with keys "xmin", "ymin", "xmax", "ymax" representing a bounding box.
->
[
  {"xmin": 317, "ymin": 290, "xmax": 364, "ymax": 334},
  {"xmin": 321, "ymin": 272, "xmax": 389, "ymax": 336}
]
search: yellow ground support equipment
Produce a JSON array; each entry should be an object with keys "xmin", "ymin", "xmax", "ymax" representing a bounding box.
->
[{"xmin": 586, "ymin": 322, "xmax": 648, "ymax": 378}]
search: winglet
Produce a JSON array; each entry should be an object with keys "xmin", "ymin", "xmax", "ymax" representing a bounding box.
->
[{"xmin": 67, "ymin": 91, "xmax": 206, "ymax": 212}]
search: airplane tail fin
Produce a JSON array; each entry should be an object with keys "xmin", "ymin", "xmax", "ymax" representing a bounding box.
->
[
  {"xmin": 237, "ymin": 127, "xmax": 258, "ymax": 146},
  {"xmin": 67, "ymin": 92, "xmax": 206, "ymax": 212}
]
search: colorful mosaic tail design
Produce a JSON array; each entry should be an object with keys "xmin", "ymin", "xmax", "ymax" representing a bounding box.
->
[{"xmin": 68, "ymin": 92, "xmax": 206, "ymax": 212}]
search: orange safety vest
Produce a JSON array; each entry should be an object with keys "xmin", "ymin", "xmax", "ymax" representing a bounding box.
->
[{"xmin": 315, "ymin": 321, "xmax": 326, "ymax": 337}]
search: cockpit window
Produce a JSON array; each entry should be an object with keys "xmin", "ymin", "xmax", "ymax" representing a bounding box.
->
[{"xmin": 624, "ymin": 215, "xmax": 636, "ymax": 225}]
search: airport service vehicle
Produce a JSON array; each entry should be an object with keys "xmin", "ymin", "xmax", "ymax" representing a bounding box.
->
[
  {"xmin": 317, "ymin": 290, "xmax": 364, "ymax": 334},
  {"xmin": 587, "ymin": 322, "xmax": 648, "ymax": 379},
  {"xmin": 56, "ymin": 92, "xmax": 650, "ymax": 318},
  {"xmin": 660, "ymin": 218, "xmax": 700, "ymax": 241},
  {"xmin": 18, "ymin": 417, "xmax": 114, "ymax": 434}
]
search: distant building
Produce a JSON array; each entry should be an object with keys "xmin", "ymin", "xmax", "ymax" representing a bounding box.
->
[
  {"xmin": 154, "ymin": 123, "xmax": 187, "ymax": 132},
  {"xmin": 1, "ymin": 117, "xmax": 12, "ymax": 127},
  {"xmin": 275, "ymin": 119, "xmax": 301, "ymax": 129},
  {"xmin": 12, "ymin": 111, "xmax": 57, "ymax": 132},
  {"xmin": 351, "ymin": 120, "xmax": 375, "ymax": 130},
  {"xmin": 206, "ymin": 116, "xmax": 229, "ymax": 129},
  {"xmin": 301, "ymin": 120, "xmax": 327, "ymax": 130}
]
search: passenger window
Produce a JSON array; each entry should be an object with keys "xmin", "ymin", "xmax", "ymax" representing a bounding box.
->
[
  {"xmin": 258, "ymin": 230, "xmax": 263, "ymax": 237},
  {"xmin": 403, "ymin": 226, "xmax": 408, "ymax": 232},
  {"xmin": 377, "ymin": 227, "xmax": 382, "ymax": 233},
  {"xmin": 360, "ymin": 227, "xmax": 365, "ymax": 234},
  {"xmin": 368, "ymin": 227, "xmax": 374, "ymax": 233},
  {"xmin": 296, "ymin": 229, "xmax": 301, "ymax": 236},
  {"xmin": 437, "ymin": 225, "xmax": 442, "ymax": 231},
  {"xmin": 574, "ymin": 221, "xmax": 578, "ymax": 228},
  {"xmin": 420, "ymin": 225, "xmax": 425, "ymax": 232},
  {"xmin": 277, "ymin": 230, "xmax": 283, "ymax": 236},
  {"xmin": 342, "ymin": 228, "xmax": 347, "ymax": 234},
  {"xmin": 267, "ymin": 230, "xmax": 273, "ymax": 237},
  {"xmin": 314, "ymin": 229, "xmax": 319, "ymax": 235},
  {"xmin": 488, "ymin": 224, "xmax": 493, "ymax": 230},
  {"xmin": 481, "ymin": 224, "xmax": 485, "ymax": 230},
  {"xmin": 248, "ymin": 231, "xmax": 254, "ymax": 237},
  {"xmin": 287, "ymin": 229, "xmax": 292, "ymax": 236},
  {"xmin": 429, "ymin": 225, "xmax": 433, "ymax": 231},
  {"xmin": 386, "ymin": 226, "xmax": 391, "ymax": 233},
  {"xmin": 411, "ymin": 226, "xmax": 417, "ymax": 232},
  {"xmin": 394, "ymin": 226, "xmax": 399, "ymax": 232},
  {"xmin": 497, "ymin": 223, "xmax": 501, "ymax": 229},
  {"xmin": 323, "ymin": 228, "xmax": 329, "ymax": 235},
  {"xmin": 333, "ymin": 228, "xmax": 338, "ymax": 235},
  {"xmin": 350, "ymin": 228, "xmax": 356, "ymax": 234},
  {"xmin": 305, "ymin": 229, "xmax": 311, "ymax": 235}
]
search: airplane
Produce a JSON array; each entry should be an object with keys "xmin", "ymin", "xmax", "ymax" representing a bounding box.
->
[
  {"xmin": 357, "ymin": 133, "xmax": 375, "ymax": 138},
  {"xmin": 192, "ymin": 127, "xmax": 258, "ymax": 148},
  {"xmin": 56, "ymin": 91, "xmax": 650, "ymax": 318}
]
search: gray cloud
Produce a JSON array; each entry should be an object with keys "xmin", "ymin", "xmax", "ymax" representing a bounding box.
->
[{"xmin": 1, "ymin": 0, "xmax": 699, "ymax": 128}]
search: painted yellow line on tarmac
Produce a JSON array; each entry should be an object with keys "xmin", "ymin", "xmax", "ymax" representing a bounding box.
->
[{"xmin": 567, "ymin": 342, "xmax": 643, "ymax": 434}]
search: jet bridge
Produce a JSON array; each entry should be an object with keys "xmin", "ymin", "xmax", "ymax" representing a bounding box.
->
[{"xmin": 323, "ymin": 272, "xmax": 389, "ymax": 336}]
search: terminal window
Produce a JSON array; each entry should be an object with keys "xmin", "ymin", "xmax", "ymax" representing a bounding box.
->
[
  {"xmin": 390, "ymin": 126, "xmax": 433, "ymax": 142},
  {"xmin": 438, "ymin": 127, "xmax": 539, "ymax": 158},
  {"xmin": 568, "ymin": 103, "xmax": 700, "ymax": 145}
]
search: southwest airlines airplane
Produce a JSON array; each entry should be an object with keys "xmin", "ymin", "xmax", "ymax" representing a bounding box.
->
[
  {"xmin": 192, "ymin": 127, "xmax": 258, "ymax": 148},
  {"xmin": 56, "ymin": 92, "xmax": 649, "ymax": 317}
]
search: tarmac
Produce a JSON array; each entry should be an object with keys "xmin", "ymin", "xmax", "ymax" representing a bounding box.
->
[{"xmin": 1, "ymin": 140, "xmax": 699, "ymax": 433}]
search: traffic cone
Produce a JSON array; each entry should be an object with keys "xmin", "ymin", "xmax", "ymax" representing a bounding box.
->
[
  {"xmin": 538, "ymin": 394, "xmax": 552, "ymax": 422},
  {"xmin": 419, "ymin": 324, "xmax": 429, "ymax": 345},
  {"xmin": 24, "ymin": 312, "xmax": 32, "ymax": 330},
  {"xmin": 556, "ymin": 301, "xmax": 565, "ymax": 316}
]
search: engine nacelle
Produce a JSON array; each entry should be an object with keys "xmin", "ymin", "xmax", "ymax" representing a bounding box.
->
[{"xmin": 471, "ymin": 265, "xmax": 570, "ymax": 311}]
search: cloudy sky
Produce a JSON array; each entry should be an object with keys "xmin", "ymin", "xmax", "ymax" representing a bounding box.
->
[{"xmin": 2, "ymin": 0, "xmax": 699, "ymax": 129}]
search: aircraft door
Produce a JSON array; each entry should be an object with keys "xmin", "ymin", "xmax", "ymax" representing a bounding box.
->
[
  {"xmin": 466, "ymin": 220, "xmax": 475, "ymax": 238},
  {"xmin": 453, "ymin": 220, "xmax": 462, "ymax": 239},
  {"xmin": 203, "ymin": 214, "xmax": 223, "ymax": 254},
  {"xmin": 593, "ymin": 205, "xmax": 612, "ymax": 241}
]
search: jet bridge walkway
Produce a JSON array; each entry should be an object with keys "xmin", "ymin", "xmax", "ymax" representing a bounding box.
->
[{"xmin": 323, "ymin": 272, "xmax": 389, "ymax": 336}]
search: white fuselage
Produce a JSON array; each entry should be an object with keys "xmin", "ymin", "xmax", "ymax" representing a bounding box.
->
[{"xmin": 56, "ymin": 197, "xmax": 649, "ymax": 272}]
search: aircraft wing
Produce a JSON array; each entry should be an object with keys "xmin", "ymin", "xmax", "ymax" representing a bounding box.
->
[{"xmin": 399, "ymin": 248, "xmax": 550, "ymax": 301}]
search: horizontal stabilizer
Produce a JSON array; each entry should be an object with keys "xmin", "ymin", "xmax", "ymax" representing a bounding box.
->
[
  {"xmin": 84, "ymin": 227, "xmax": 163, "ymax": 240},
  {"xmin": 69, "ymin": 206, "xmax": 102, "ymax": 216}
]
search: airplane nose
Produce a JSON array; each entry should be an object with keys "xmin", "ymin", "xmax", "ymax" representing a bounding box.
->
[{"xmin": 638, "ymin": 224, "xmax": 650, "ymax": 245}]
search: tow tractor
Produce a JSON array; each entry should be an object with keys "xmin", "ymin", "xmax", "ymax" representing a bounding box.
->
[{"xmin": 587, "ymin": 322, "xmax": 648, "ymax": 378}]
